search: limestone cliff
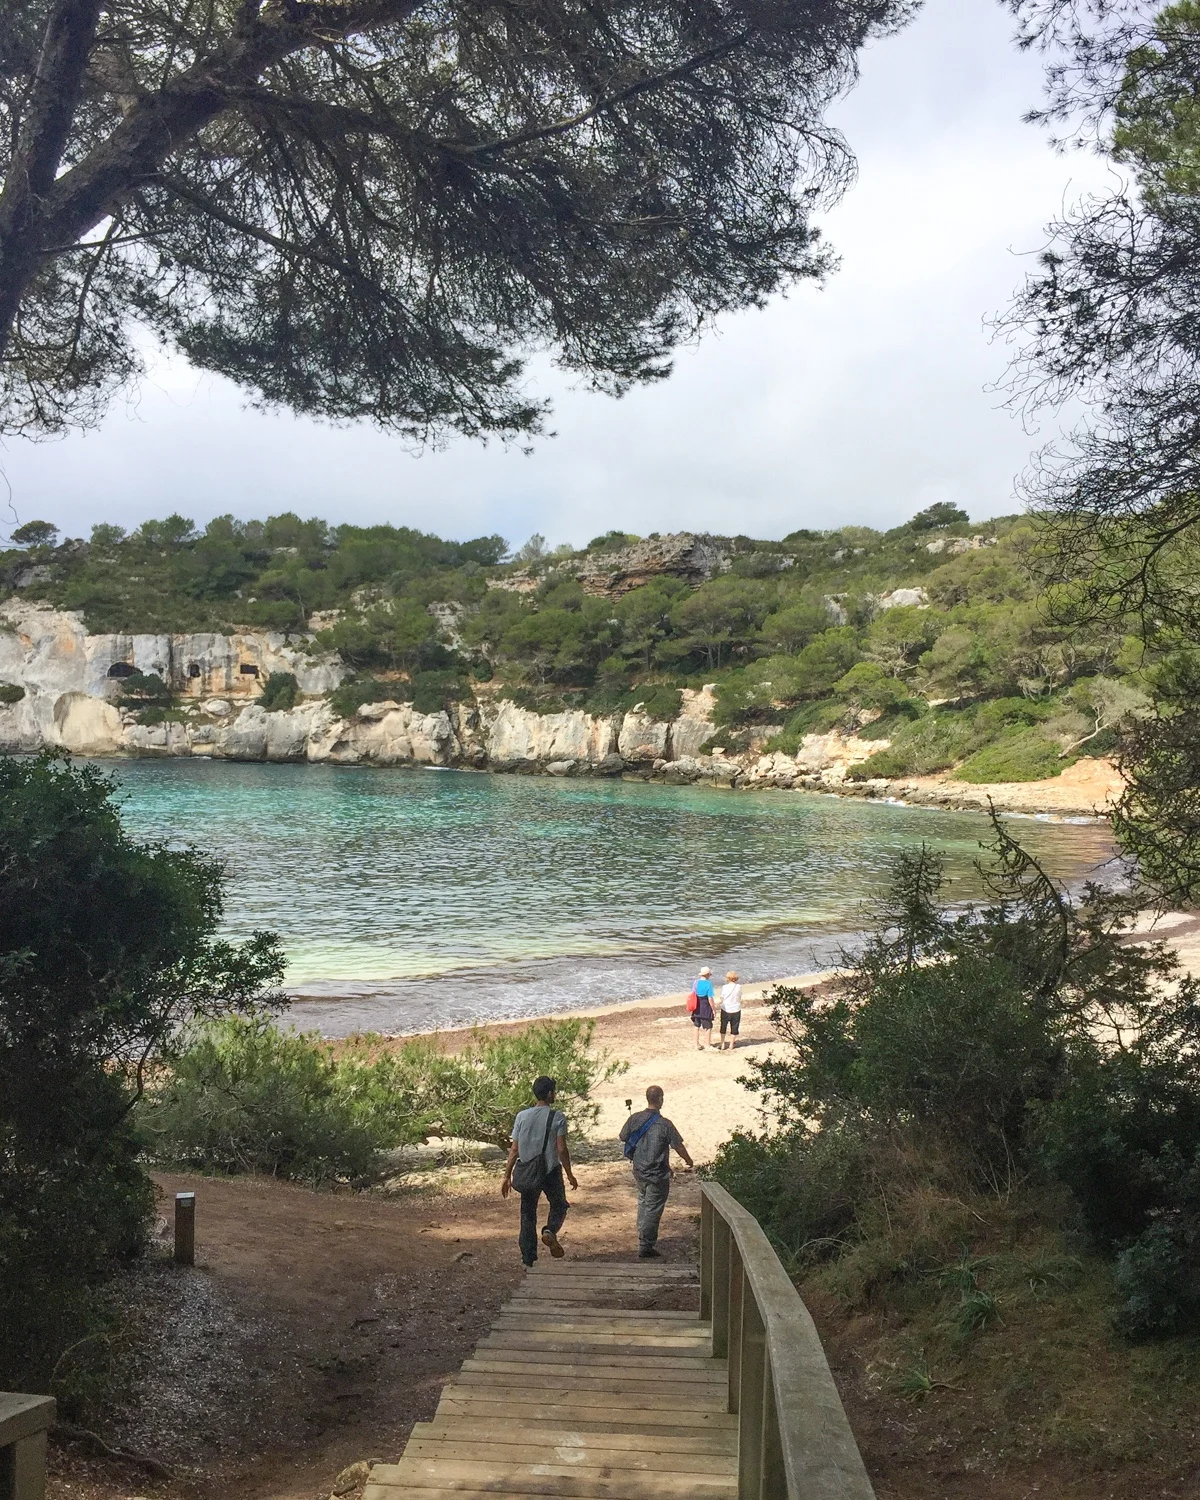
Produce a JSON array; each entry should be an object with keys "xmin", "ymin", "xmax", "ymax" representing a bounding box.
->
[{"xmin": 0, "ymin": 600, "xmax": 884, "ymax": 792}]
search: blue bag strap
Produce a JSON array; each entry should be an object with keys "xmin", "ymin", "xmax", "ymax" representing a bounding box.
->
[{"xmin": 623, "ymin": 1113, "xmax": 657, "ymax": 1160}]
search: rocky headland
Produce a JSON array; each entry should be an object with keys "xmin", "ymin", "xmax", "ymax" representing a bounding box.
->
[{"xmin": 0, "ymin": 600, "xmax": 1119, "ymax": 816}]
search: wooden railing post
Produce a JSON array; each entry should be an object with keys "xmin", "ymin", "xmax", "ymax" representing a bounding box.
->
[
  {"xmin": 700, "ymin": 1190, "xmax": 714, "ymax": 1322},
  {"xmin": 0, "ymin": 1395, "xmax": 55, "ymax": 1500},
  {"xmin": 728, "ymin": 1243, "xmax": 745, "ymax": 1415},
  {"xmin": 712, "ymin": 1213, "xmax": 732, "ymax": 1358},
  {"xmin": 761, "ymin": 1351, "xmax": 787, "ymax": 1499},
  {"xmin": 738, "ymin": 1284, "xmax": 767, "ymax": 1500}
]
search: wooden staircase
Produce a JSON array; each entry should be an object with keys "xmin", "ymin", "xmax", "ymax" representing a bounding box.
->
[{"xmin": 363, "ymin": 1257, "xmax": 736, "ymax": 1499}]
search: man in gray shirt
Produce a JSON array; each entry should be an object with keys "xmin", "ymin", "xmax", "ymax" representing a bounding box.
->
[
  {"xmin": 618, "ymin": 1085, "xmax": 694, "ymax": 1259},
  {"xmin": 501, "ymin": 1075, "xmax": 578, "ymax": 1266}
]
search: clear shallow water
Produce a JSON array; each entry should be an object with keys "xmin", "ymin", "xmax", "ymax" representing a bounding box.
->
[{"xmin": 101, "ymin": 760, "xmax": 1116, "ymax": 1035}]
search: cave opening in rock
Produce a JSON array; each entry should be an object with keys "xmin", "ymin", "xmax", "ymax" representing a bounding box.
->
[{"xmin": 106, "ymin": 662, "xmax": 137, "ymax": 678}]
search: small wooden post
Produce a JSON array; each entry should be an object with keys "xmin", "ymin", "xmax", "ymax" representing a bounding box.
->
[
  {"xmin": 174, "ymin": 1191, "xmax": 195, "ymax": 1266},
  {"xmin": 0, "ymin": 1394, "xmax": 55, "ymax": 1500}
]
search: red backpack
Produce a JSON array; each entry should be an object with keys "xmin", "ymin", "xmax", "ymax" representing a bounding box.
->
[{"xmin": 686, "ymin": 984, "xmax": 699, "ymax": 1014}]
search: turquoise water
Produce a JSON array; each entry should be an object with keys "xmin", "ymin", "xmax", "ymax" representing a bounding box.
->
[{"xmin": 102, "ymin": 760, "xmax": 1116, "ymax": 1034}]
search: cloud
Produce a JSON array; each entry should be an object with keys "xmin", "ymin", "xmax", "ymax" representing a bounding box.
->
[{"xmin": 0, "ymin": 0, "xmax": 1110, "ymax": 547}]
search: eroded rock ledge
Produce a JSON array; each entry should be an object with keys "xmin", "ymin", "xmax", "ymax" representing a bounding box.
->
[{"xmin": 0, "ymin": 602, "xmax": 1116, "ymax": 815}]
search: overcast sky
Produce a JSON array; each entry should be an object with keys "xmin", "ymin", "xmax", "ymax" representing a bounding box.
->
[{"xmin": 0, "ymin": 0, "xmax": 1111, "ymax": 550}]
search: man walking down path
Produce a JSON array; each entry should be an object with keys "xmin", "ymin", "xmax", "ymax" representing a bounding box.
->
[
  {"xmin": 502, "ymin": 1075, "xmax": 579, "ymax": 1267},
  {"xmin": 619, "ymin": 1085, "xmax": 694, "ymax": 1259}
]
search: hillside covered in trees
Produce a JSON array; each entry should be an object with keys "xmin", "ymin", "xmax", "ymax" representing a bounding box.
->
[{"xmin": 1, "ymin": 502, "xmax": 1149, "ymax": 783}]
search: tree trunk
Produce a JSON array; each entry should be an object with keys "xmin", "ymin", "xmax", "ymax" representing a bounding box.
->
[{"xmin": 0, "ymin": 0, "xmax": 105, "ymax": 356}]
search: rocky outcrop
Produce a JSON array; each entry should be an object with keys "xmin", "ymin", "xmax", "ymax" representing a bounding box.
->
[
  {"xmin": 0, "ymin": 599, "xmax": 349, "ymax": 755},
  {"xmin": 487, "ymin": 532, "xmax": 732, "ymax": 600},
  {"xmin": 479, "ymin": 700, "xmax": 618, "ymax": 771},
  {"xmin": 0, "ymin": 600, "xmax": 901, "ymax": 796},
  {"xmin": 572, "ymin": 534, "xmax": 730, "ymax": 597}
]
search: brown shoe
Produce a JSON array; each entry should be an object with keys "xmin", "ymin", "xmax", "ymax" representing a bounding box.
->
[{"xmin": 541, "ymin": 1227, "xmax": 565, "ymax": 1258}]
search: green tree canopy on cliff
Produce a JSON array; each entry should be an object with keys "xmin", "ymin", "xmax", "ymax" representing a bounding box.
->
[{"xmin": 0, "ymin": 0, "xmax": 913, "ymax": 439}]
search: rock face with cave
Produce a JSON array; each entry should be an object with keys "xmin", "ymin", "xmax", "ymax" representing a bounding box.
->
[
  {"xmin": 0, "ymin": 599, "xmax": 904, "ymax": 795},
  {"xmin": 0, "ymin": 601, "xmax": 347, "ymax": 754}
]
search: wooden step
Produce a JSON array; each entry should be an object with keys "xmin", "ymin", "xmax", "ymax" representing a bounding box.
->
[
  {"xmin": 450, "ymin": 1377, "xmax": 723, "ymax": 1410},
  {"xmin": 376, "ymin": 1249, "xmax": 734, "ymax": 1495},
  {"xmin": 492, "ymin": 1319, "xmax": 703, "ymax": 1336},
  {"xmin": 478, "ymin": 1337, "xmax": 711, "ymax": 1358},
  {"xmin": 435, "ymin": 1394, "xmax": 736, "ymax": 1427},
  {"xmin": 369, "ymin": 1457, "xmax": 736, "ymax": 1497},
  {"xmin": 402, "ymin": 1439, "xmax": 736, "ymax": 1475},
  {"xmin": 462, "ymin": 1358, "xmax": 725, "ymax": 1383},
  {"xmin": 412, "ymin": 1422, "xmax": 736, "ymax": 1456}
]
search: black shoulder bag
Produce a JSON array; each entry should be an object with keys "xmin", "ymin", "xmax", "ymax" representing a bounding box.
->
[{"xmin": 511, "ymin": 1109, "xmax": 556, "ymax": 1193}]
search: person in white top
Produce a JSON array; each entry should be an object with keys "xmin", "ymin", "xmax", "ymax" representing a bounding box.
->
[{"xmin": 719, "ymin": 971, "xmax": 743, "ymax": 1051}]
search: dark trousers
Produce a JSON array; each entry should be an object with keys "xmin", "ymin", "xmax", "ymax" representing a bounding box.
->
[{"xmin": 519, "ymin": 1165, "xmax": 569, "ymax": 1266}]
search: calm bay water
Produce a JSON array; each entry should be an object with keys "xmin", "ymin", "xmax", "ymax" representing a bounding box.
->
[{"xmin": 102, "ymin": 760, "xmax": 1116, "ymax": 1035}]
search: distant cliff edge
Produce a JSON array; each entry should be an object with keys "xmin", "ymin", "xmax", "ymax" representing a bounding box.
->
[{"xmin": 0, "ymin": 601, "xmax": 1115, "ymax": 816}]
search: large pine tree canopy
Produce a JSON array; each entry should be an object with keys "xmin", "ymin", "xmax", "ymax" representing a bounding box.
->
[{"xmin": 0, "ymin": 0, "xmax": 913, "ymax": 439}]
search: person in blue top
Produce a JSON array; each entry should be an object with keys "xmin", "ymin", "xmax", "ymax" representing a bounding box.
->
[{"xmin": 690, "ymin": 966, "xmax": 716, "ymax": 1050}]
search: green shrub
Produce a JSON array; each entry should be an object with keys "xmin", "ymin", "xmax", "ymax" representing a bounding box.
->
[
  {"xmin": 846, "ymin": 709, "xmax": 979, "ymax": 779},
  {"xmin": 628, "ymin": 685, "xmax": 682, "ymax": 721},
  {"xmin": 258, "ymin": 671, "xmax": 300, "ymax": 711},
  {"xmin": 734, "ymin": 827, "xmax": 1200, "ymax": 1340},
  {"xmin": 763, "ymin": 698, "xmax": 846, "ymax": 754},
  {"xmin": 1114, "ymin": 1215, "xmax": 1200, "ymax": 1337},
  {"xmin": 115, "ymin": 671, "xmax": 172, "ymax": 712},
  {"xmin": 329, "ymin": 675, "xmax": 408, "ymax": 718},
  {"xmin": 0, "ymin": 755, "xmax": 283, "ymax": 1391},
  {"xmin": 954, "ymin": 728, "xmax": 1069, "ymax": 783},
  {"xmin": 834, "ymin": 661, "xmax": 905, "ymax": 710},
  {"xmin": 498, "ymin": 685, "xmax": 572, "ymax": 715},
  {"xmin": 855, "ymin": 699, "xmax": 926, "ymax": 741},
  {"xmin": 699, "ymin": 727, "xmax": 756, "ymax": 754},
  {"xmin": 145, "ymin": 1016, "xmax": 625, "ymax": 1181},
  {"xmin": 0, "ymin": 682, "xmax": 24, "ymax": 704},
  {"xmin": 411, "ymin": 669, "xmax": 473, "ymax": 714},
  {"xmin": 708, "ymin": 1125, "xmax": 870, "ymax": 1267},
  {"xmin": 144, "ymin": 1016, "xmax": 385, "ymax": 1184}
]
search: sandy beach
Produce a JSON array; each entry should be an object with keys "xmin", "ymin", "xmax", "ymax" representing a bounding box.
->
[
  {"xmin": 399, "ymin": 903, "xmax": 1200, "ymax": 1167},
  {"xmin": 398, "ymin": 971, "xmax": 832, "ymax": 1163}
]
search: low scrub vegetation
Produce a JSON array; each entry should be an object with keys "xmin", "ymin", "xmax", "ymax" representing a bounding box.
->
[
  {"xmin": 710, "ymin": 827, "xmax": 1200, "ymax": 1477},
  {"xmin": 143, "ymin": 1016, "xmax": 622, "ymax": 1185},
  {"xmin": 258, "ymin": 671, "xmax": 300, "ymax": 711}
]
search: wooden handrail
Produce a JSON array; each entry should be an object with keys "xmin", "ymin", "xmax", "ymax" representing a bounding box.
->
[
  {"xmin": 0, "ymin": 1394, "xmax": 54, "ymax": 1500},
  {"xmin": 699, "ymin": 1180, "xmax": 876, "ymax": 1500}
]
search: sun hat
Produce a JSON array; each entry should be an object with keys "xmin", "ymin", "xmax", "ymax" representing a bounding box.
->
[{"xmin": 700, "ymin": 967, "xmax": 712, "ymax": 977}]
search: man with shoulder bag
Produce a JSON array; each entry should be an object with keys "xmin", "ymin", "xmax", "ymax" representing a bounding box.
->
[
  {"xmin": 619, "ymin": 1085, "xmax": 693, "ymax": 1259},
  {"xmin": 501, "ymin": 1075, "xmax": 578, "ymax": 1267}
]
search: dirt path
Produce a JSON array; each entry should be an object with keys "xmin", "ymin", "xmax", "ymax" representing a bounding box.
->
[{"xmin": 49, "ymin": 1164, "xmax": 701, "ymax": 1500}]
